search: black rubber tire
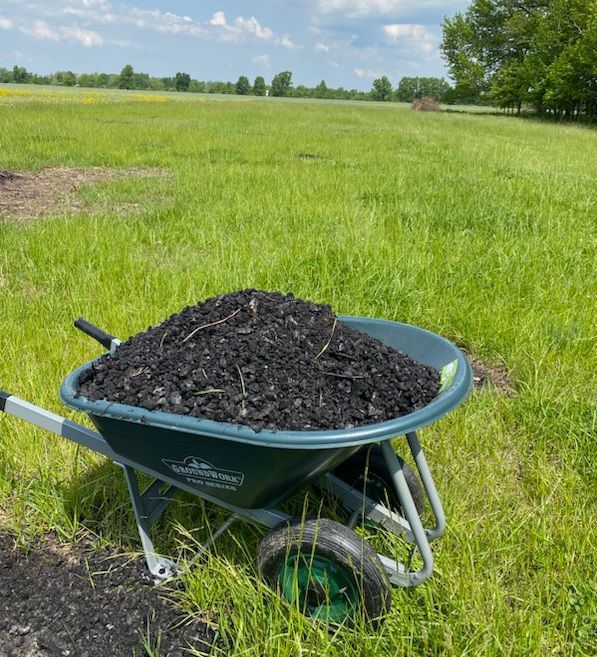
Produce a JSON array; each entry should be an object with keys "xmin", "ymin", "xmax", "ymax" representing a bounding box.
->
[
  {"xmin": 257, "ymin": 518, "xmax": 391, "ymax": 624},
  {"xmin": 333, "ymin": 445, "xmax": 425, "ymax": 516}
]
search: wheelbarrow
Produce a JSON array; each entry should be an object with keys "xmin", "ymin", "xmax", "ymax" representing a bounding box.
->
[{"xmin": 0, "ymin": 315, "xmax": 471, "ymax": 624}]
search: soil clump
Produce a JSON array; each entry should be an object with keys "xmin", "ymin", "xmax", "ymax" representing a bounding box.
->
[
  {"xmin": 79, "ymin": 290, "xmax": 440, "ymax": 432},
  {"xmin": 0, "ymin": 533, "xmax": 214, "ymax": 657}
]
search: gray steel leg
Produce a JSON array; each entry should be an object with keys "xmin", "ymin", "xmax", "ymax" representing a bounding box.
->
[
  {"xmin": 406, "ymin": 431, "xmax": 446, "ymax": 540},
  {"xmin": 380, "ymin": 440, "xmax": 434, "ymax": 586},
  {"xmin": 323, "ymin": 433, "xmax": 446, "ymax": 587},
  {"xmin": 117, "ymin": 464, "xmax": 179, "ymax": 580}
]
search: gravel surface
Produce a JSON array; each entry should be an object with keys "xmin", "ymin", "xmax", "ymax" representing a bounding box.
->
[
  {"xmin": 79, "ymin": 290, "xmax": 440, "ymax": 432},
  {"xmin": 0, "ymin": 534, "xmax": 215, "ymax": 657}
]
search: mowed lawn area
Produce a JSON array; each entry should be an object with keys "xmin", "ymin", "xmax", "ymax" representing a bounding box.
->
[{"xmin": 0, "ymin": 86, "xmax": 595, "ymax": 656}]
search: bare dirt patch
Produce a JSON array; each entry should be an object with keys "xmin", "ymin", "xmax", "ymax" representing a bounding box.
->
[
  {"xmin": 0, "ymin": 167, "xmax": 167, "ymax": 221},
  {"xmin": 0, "ymin": 533, "xmax": 215, "ymax": 657},
  {"xmin": 462, "ymin": 349, "xmax": 516, "ymax": 395}
]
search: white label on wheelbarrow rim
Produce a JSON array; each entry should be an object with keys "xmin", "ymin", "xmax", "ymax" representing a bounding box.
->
[{"xmin": 162, "ymin": 456, "xmax": 245, "ymax": 491}]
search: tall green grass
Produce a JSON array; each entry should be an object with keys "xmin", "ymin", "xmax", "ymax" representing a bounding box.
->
[{"xmin": 0, "ymin": 88, "xmax": 595, "ymax": 656}]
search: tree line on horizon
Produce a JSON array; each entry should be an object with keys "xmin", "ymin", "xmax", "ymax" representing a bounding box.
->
[
  {"xmin": 441, "ymin": 0, "xmax": 596, "ymax": 119},
  {"xmin": 1, "ymin": 64, "xmax": 455, "ymax": 104}
]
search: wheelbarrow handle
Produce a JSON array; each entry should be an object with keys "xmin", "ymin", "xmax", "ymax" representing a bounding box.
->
[{"xmin": 74, "ymin": 317, "xmax": 120, "ymax": 351}]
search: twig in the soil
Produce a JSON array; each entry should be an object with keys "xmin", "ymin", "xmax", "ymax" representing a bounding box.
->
[
  {"xmin": 159, "ymin": 331, "xmax": 167, "ymax": 349},
  {"xmin": 236, "ymin": 364, "xmax": 247, "ymax": 408},
  {"xmin": 181, "ymin": 308, "xmax": 241, "ymax": 344},
  {"xmin": 193, "ymin": 388, "xmax": 225, "ymax": 395},
  {"xmin": 314, "ymin": 317, "xmax": 338, "ymax": 360},
  {"xmin": 63, "ymin": 623, "xmax": 77, "ymax": 653},
  {"xmin": 130, "ymin": 367, "xmax": 149, "ymax": 377},
  {"xmin": 321, "ymin": 371, "xmax": 365, "ymax": 379},
  {"xmin": 334, "ymin": 351, "xmax": 358, "ymax": 361}
]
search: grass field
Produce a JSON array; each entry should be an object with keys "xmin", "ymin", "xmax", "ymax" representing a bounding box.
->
[{"xmin": 0, "ymin": 85, "xmax": 595, "ymax": 656}]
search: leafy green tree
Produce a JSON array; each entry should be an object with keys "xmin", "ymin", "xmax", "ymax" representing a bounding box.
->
[
  {"xmin": 396, "ymin": 77, "xmax": 451, "ymax": 102},
  {"xmin": 188, "ymin": 79, "xmax": 206, "ymax": 93},
  {"xmin": 292, "ymin": 84, "xmax": 310, "ymax": 98},
  {"xmin": 97, "ymin": 73, "xmax": 112, "ymax": 88},
  {"xmin": 271, "ymin": 71, "xmax": 292, "ymax": 97},
  {"xmin": 371, "ymin": 76, "xmax": 392, "ymax": 101},
  {"xmin": 31, "ymin": 74, "xmax": 50, "ymax": 85},
  {"xmin": 174, "ymin": 72, "xmax": 191, "ymax": 92},
  {"xmin": 314, "ymin": 80, "xmax": 328, "ymax": 99},
  {"xmin": 252, "ymin": 76, "xmax": 266, "ymax": 96},
  {"xmin": 12, "ymin": 66, "xmax": 30, "ymax": 83},
  {"xmin": 441, "ymin": 12, "xmax": 487, "ymax": 104},
  {"xmin": 78, "ymin": 73, "xmax": 99, "ymax": 88},
  {"xmin": 441, "ymin": 0, "xmax": 597, "ymax": 117},
  {"xmin": 395, "ymin": 77, "xmax": 417, "ymax": 102},
  {"xmin": 206, "ymin": 81, "xmax": 226, "ymax": 93},
  {"xmin": 118, "ymin": 64, "xmax": 135, "ymax": 89},
  {"xmin": 52, "ymin": 71, "xmax": 77, "ymax": 86},
  {"xmin": 235, "ymin": 75, "xmax": 250, "ymax": 95},
  {"xmin": 132, "ymin": 72, "xmax": 151, "ymax": 90}
]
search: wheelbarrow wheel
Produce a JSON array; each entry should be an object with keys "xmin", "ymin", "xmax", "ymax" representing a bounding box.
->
[
  {"xmin": 333, "ymin": 444, "xmax": 424, "ymax": 516},
  {"xmin": 257, "ymin": 517, "xmax": 391, "ymax": 625}
]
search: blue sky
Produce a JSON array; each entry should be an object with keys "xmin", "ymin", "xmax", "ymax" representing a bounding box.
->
[{"xmin": 0, "ymin": 1, "xmax": 471, "ymax": 90}]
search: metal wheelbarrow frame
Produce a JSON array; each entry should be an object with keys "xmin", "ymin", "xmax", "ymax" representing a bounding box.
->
[{"xmin": 0, "ymin": 315, "xmax": 471, "ymax": 593}]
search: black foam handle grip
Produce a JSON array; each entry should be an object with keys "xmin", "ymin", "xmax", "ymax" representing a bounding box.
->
[
  {"xmin": 0, "ymin": 390, "xmax": 10, "ymax": 412},
  {"xmin": 74, "ymin": 317, "xmax": 116, "ymax": 350}
]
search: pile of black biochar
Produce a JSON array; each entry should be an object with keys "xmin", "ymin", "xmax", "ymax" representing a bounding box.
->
[{"xmin": 78, "ymin": 290, "xmax": 440, "ymax": 432}]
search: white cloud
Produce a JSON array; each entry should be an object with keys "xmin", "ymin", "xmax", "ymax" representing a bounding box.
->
[
  {"xmin": 0, "ymin": 17, "xmax": 13, "ymax": 30},
  {"xmin": 252, "ymin": 53, "xmax": 271, "ymax": 69},
  {"xmin": 314, "ymin": 0, "xmax": 463, "ymax": 17},
  {"xmin": 317, "ymin": 0, "xmax": 401, "ymax": 15},
  {"xmin": 126, "ymin": 7, "xmax": 289, "ymax": 46},
  {"xmin": 60, "ymin": 24, "xmax": 103, "ymax": 46},
  {"xmin": 209, "ymin": 11, "xmax": 226, "ymax": 26},
  {"xmin": 20, "ymin": 19, "xmax": 60, "ymax": 41},
  {"xmin": 14, "ymin": 3, "xmax": 300, "ymax": 50},
  {"xmin": 79, "ymin": 0, "xmax": 110, "ymax": 8},
  {"xmin": 130, "ymin": 9, "xmax": 205, "ymax": 36},
  {"xmin": 213, "ymin": 15, "xmax": 298, "ymax": 47},
  {"xmin": 314, "ymin": 42, "xmax": 331, "ymax": 52},
  {"xmin": 354, "ymin": 67, "xmax": 383, "ymax": 79},
  {"xmin": 232, "ymin": 16, "xmax": 274, "ymax": 41},
  {"xmin": 62, "ymin": 6, "xmax": 115, "ymax": 23},
  {"xmin": 19, "ymin": 17, "xmax": 103, "ymax": 46},
  {"xmin": 329, "ymin": 60, "xmax": 340, "ymax": 67},
  {"xmin": 61, "ymin": 3, "xmax": 114, "ymax": 22},
  {"xmin": 383, "ymin": 23, "xmax": 435, "ymax": 54}
]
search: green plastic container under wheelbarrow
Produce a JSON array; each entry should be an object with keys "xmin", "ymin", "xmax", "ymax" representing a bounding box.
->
[{"xmin": 0, "ymin": 315, "xmax": 472, "ymax": 625}]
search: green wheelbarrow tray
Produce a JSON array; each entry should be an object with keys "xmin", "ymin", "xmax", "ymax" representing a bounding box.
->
[
  {"xmin": 59, "ymin": 316, "xmax": 471, "ymax": 511},
  {"xmin": 0, "ymin": 315, "xmax": 471, "ymax": 592}
]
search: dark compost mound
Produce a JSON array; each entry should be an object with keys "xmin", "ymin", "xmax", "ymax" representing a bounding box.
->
[
  {"xmin": 0, "ymin": 533, "xmax": 214, "ymax": 657},
  {"xmin": 78, "ymin": 290, "xmax": 440, "ymax": 432}
]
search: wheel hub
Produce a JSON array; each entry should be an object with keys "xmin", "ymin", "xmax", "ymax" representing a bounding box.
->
[{"xmin": 278, "ymin": 554, "xmax": 359, "ymax": 623}]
